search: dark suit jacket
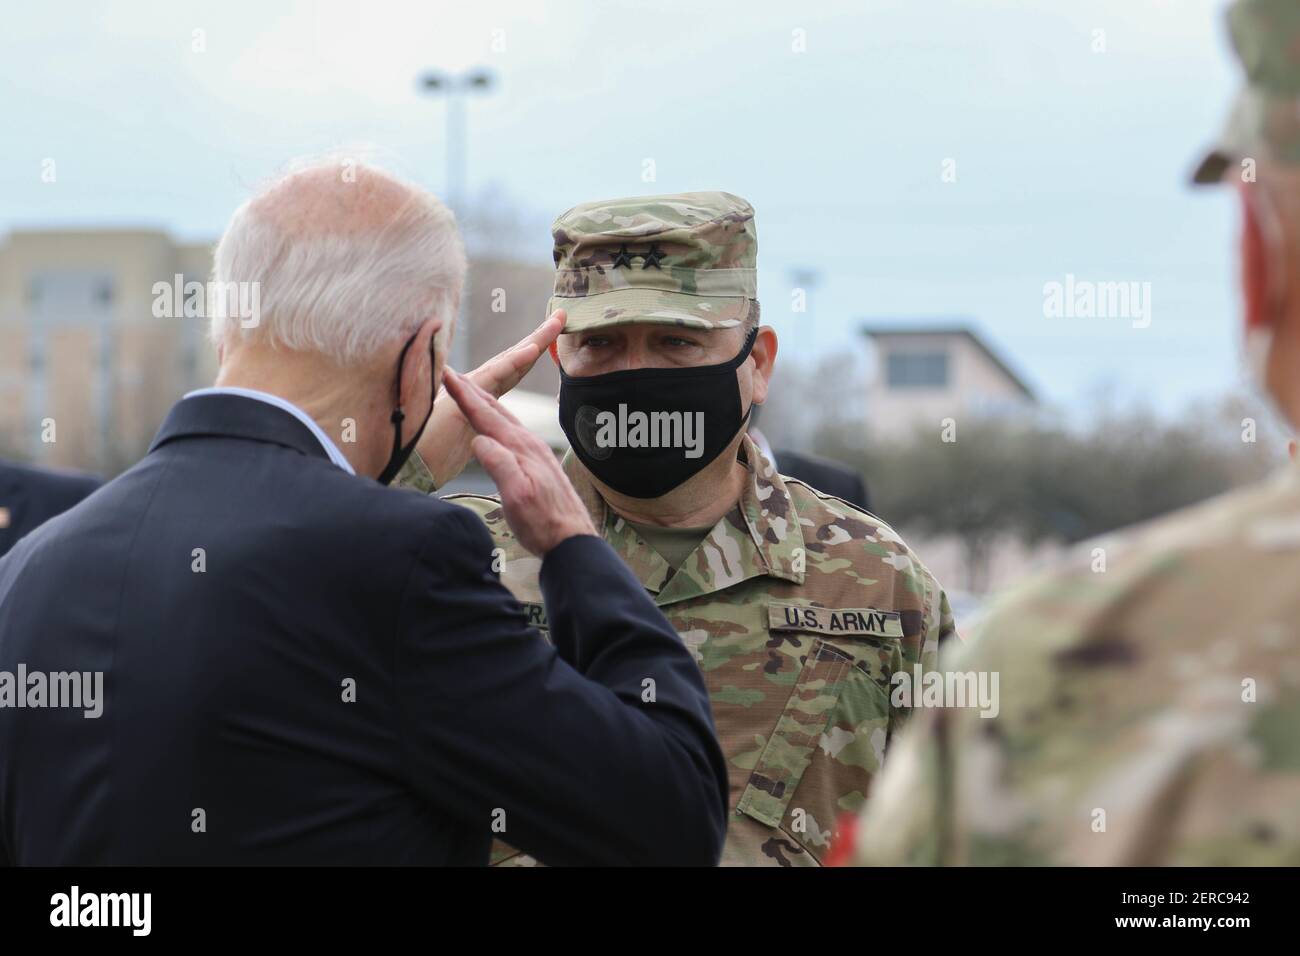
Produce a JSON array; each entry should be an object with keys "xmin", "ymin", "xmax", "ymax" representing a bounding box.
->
[
  {"xmin": 0, "ymin": 460, "xmax": 102, "ymax": 559},
  {"xmin": 773, "ymin": 449, "xmax": 871, "ymax": 513},
  {"xmin": 0, "ymin": 393, "xmax": 728, "ymax": 866}
]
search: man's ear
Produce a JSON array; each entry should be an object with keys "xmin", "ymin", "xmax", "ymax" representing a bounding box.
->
[
  {"xmin": 399, "ymin": 318, "xmax": 440, "ymax": 416},
  {"xmin": 429, "ymin": 327, "xmax": 447, "ymax": 395},
  {"xmin": 748, "ymin": 326, "xmax": 778, "ymax": 407},
  {"xmin": 548, "ymin": 340, "xmax": 561, "ymax": 366},
  {"xmin": 1241, "ymin": 183, "xmax": 1272, "ymax": 333}
]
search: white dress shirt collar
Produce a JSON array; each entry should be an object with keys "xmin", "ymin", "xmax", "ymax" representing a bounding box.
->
[{"xmin": 183, "ymin": 386, "xmax": 356, "ymax": 476}]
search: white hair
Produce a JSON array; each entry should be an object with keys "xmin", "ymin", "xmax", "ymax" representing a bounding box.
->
[{"xmin": 209, "ymin": 155, "xmax": 466, "ymax": 366}]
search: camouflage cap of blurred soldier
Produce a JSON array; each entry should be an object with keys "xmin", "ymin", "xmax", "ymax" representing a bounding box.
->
[
  {"xmin": 836, "ymin": 0, "xmax": 1300, "ymax": 868},
  {"xmin": 1193, "ymin": 0, "xmax": 1300, "ymax": 433},
  {"xmin": 1193, "ymin": 0, "xmax": 1300, "ymax": 184}
]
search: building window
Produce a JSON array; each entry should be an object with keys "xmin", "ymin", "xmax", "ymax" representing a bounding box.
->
[
  {"xmin": 886, "ymin": 350, "xmax": 949, "ymax": 388},
  {"xmin": 25, "ymin": 270, "xmax": 115, "ymax": 322}
]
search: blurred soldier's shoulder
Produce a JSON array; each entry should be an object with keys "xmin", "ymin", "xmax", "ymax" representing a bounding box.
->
[
  {"xmin": 934, "ymin": 468, "xmax": 1300, "ymax": 865},
  {"xmin": 977, "ymin": 464, "xmax": 1300, "ymax": 652}
]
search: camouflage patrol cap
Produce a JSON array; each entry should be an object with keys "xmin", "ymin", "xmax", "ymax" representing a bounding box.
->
[
  {"xmin": 1193, "ymin": 0, "xmax": 1300, "ymax": 184},
  {"xmin": 547, "ymin": 191, "xmax": 757, "ymax": 333}
]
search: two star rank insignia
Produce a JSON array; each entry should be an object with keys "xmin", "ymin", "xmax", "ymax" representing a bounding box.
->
[{"xmin": 610, "ymin": 243, "xmax": 665, "ymax": 269}]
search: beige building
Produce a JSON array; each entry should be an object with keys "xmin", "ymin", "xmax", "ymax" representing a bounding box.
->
[
  {"xmin": 861, "ymin": 324, "xmax": 1036, "ymax": 441},
  {"xmin": 0, "ymin": 230, "xmax": 216, "ymax": 474},
  {"xmin": 0, "ymin": 228, "xmax": 555, "ymax": 476}
]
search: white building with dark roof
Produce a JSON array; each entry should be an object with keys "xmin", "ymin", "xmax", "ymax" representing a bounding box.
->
[{"xmin": 860, "ymin": 323, "xmax": 1037, "ymax": 441}]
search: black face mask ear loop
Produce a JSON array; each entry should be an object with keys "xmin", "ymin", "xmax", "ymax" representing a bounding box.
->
[{"xmin": 376, "ymin": 331, "xmax": 424, "ymax": 486}]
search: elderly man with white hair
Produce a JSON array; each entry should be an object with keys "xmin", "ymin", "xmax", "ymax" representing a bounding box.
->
[{"xmin": 0, "ymin": 158, "xmax": 729, "ymax": 866}]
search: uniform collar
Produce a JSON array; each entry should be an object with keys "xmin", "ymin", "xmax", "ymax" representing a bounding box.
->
[{"xmin": 562, "ymin": 434, "xmax": 806, "ymax": 605}]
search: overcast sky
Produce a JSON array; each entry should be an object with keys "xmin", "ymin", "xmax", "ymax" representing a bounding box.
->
[{"xmin": 1, "ymin": 0, "xmax": 1248, "ymax": 419}]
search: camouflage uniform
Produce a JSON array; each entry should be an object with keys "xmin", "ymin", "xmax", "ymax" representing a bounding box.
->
[
  {"xmin": 847, "ymin": 467, "xmax": 1300, "ymax": 866},
  {"xmin": 400, "ymin": 191, "xmax": 955, "ymax": 865},
  {"xmin": 403, "ymin": 438, "xmax": 952, "ymax": 866},
  {"xmin": 846, "ymin": 0, "xmax": 1300, "ymax": 867}
]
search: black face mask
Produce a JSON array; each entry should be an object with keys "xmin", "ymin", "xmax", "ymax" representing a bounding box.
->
[
  {"xmin": 558, "ymin": 328, "xmax": 757, "ymax": 499},
  {"xmin": 376, "ymin": 333, "xmax": 436, "ymax": 486}
]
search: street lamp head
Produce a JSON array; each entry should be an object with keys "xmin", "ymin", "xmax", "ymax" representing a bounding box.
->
[{"xmin": 418, "ymin": 69, "xmax": 495, "ymax": 94}]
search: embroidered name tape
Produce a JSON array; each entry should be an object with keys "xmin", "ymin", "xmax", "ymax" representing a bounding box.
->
[{"xmin": 768, "ymin": 603, "xmax": 903, "ymax": 639}]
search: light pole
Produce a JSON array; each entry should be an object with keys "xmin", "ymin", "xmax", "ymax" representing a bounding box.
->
[{"xmin": 418, "ymin": 68, "xmax": 496, "ymax": 372}]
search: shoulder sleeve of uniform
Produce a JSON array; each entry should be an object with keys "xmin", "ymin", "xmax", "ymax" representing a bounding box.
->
[
  {"xmin": 443, "ymin": 492, "xmax": 503, "ymax": 521},
  {"xmin": 442, "ymin": 493, "xmax": 517, "ymax": 545},
  {"xmin": 788, "ymin": 480, "xmax": 956, "ymax": 666},
  {"xmin": 781, "ymin": 476, "xmax": 879, "ymax": 522}
]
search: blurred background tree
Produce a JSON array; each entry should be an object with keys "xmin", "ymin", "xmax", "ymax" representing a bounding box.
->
[{"xmin": 810, "ymin": 390, "xmax": 1285, "ymax": 593}]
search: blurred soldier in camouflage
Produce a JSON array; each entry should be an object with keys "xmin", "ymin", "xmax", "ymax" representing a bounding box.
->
[
  {"xmin": 401, "ymin": 191, "xmax": 955, "ymax": 866},
  {"xmin": 838, "ymin": 0, "xmax": 1300, "ymax": 867}
]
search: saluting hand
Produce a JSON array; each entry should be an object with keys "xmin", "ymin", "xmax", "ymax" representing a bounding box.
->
[
  {"xmin": 415, "ymin": 310, "xmax": 566, "ymax": 489},
  {"xmin": 443, "ymin": 367, "xmax": 597, "ymax": 556}
]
